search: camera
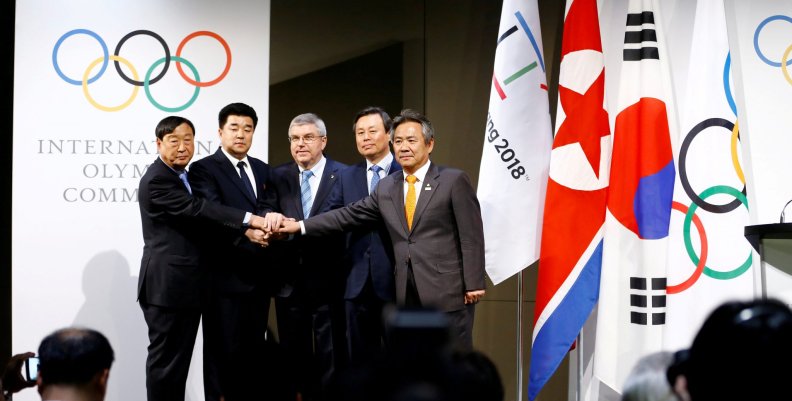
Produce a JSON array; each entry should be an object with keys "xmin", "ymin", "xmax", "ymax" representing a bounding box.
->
[{"xmin": 24, "ymin": 356, "xmax": 40, "ymax": 383}]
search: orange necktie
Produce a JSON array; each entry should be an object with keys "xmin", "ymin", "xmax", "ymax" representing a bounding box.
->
[{"xmin": 405, "ymin": 175, "xmax": 418, "ymax": 230}]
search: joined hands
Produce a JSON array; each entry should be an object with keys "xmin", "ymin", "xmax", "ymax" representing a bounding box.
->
[{"xmin": 246, "ymin": 213, "xmax": 298, "ymax": 247}]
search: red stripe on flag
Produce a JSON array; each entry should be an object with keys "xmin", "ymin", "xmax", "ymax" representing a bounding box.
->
[{"xmin": 493, "ymin": 74, "xmax": 507, "ymax": 100}]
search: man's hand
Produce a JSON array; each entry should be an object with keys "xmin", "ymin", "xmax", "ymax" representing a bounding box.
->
[
  {"xmin": 248, "ymin": 214, "xmax": 270, "ymax": 232},
  {"xmin": 278, "ymin": 220, "xmax": 301, "ymax": 235},
  {"xmin": 263, "ymin": 212, "xmax": 287, "ymax": 233},
  {"xmin": 464, "ymin": 290, "xmax": 485, "ymax": 305},
  {"xmin": 244, "ymin": 228, "xmax": 270, "ymax": 247},
  {"xmin": 2, "ymin": 352, "xmax": 36, "ymax": 394}
]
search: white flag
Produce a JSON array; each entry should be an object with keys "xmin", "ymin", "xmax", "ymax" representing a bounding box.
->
[
  {"xmin": 594, "ymin": 0, "xmax": 677, "ymax": 391},
  {"xmin": 478, "ymin": 0, "xmax": 553, "ymax": 285},
  {"xmin": 663, "ymin": 0, "xmax": 753, "ymax": 351}
]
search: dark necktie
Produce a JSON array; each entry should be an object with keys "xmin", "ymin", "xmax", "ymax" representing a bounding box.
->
[
  {"xmin": 369, "ymin": 165, "xmax": 383, "ymax": 194},
  {"xmin": 237, "ymin": 161, "xmax": 255, "ymax": 199}
]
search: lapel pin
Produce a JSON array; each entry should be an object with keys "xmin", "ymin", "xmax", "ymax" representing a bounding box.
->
[{"xmin": 424, "ymin": 184, "xmax": 432, "ymax": 191}]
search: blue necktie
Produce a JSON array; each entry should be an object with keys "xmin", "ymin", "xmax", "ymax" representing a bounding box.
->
[
  {"xmin": 301, "ymin": 170, "xmax": 314, "ymax": 218},
  {"xmin": 237, "ymin": 161, "xmax": 256, "ymax": 199},
  {"xmin": 369, "ymin": 165, "xmax": 382, "ymax": 194},
  {"xmin": 178, "ymin": 171, "xmax": 192, "ymax": 195}
]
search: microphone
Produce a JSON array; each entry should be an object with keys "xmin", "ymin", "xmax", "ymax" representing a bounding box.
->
[{"xmin": 780, "ymin": 198, "xmax": 792, "ymax": 223}]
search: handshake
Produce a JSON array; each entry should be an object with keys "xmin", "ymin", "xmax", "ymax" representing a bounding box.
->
[{"xmin": 245, "ymin": 212, "xmax": 302, "ymax": 247}]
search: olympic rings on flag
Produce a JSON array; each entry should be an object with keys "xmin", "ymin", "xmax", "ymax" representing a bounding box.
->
[
  {"xmin": 52, "ymin": 29, "xmax": 232, "ymax": 112},
  {"xmin": 683, "ymin": 186, "xmax": 751, "ymax": 281},
  {"xmin": 678, "ymin": 118, "xmax": 746, "ymax": 213},
  {"xmin": 666, "ymin": 201, "xmax": 707, "ymax": 295},
  {"xmin": 723, "ymin": 54, "xmax": 737, "ymax": 117},
  {"xmin": 667, "ymin": 186, "xmax": 752, "ymax": 294}
]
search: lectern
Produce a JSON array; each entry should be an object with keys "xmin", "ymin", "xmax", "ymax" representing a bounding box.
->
[{"xmin": 744, "ymin": 223, "xmax": 792, "ymax": 299}]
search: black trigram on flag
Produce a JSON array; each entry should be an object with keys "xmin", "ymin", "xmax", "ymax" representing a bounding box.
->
[
  {"xmin": 623, "ymin": 11, "xmax": 659, "ymax": 61},
  {"xmin": 630, "ymin": 276, "xmax": 666, "ymax": 325}
]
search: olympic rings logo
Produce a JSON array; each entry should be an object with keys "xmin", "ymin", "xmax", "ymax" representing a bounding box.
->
[
  {"xmin": 52, "ymin": 29, "xmax": 232, "ymax": 112},
  {"xmin": 754, "ymin": 15, "xmax": 792, "ymax": 87},
  {"xmin": 666, "ymin": 55, "xmax": 751, "ymax": 295}
]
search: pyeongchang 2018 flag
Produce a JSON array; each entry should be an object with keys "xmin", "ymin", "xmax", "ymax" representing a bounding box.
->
[
  {"xmin": 528, "ymin": 0, "xmax": 610, "ymax": 399},
  {"xmin": 663, "ymin": 0, "xmax": 753, "ymax": 351},
  {"xmin": 594, "ymin": 0, "xmax": 677, "ymax": 391},
  {"xmin": 478, "ymin": 0, "xmax": 553, "ymax": 285}
]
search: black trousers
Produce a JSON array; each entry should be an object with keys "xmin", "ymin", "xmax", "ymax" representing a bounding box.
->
[
  {"xmin": 202, "ymin": 286, "xmax": 272, "ymax": 401},
  {"xmin": 140, "ymin": 301, "xmax": 201, "ymax": 401},
  {"xmin": 345, "ymin": 279, "xmax": 388, "ymax": 366},
  {"xmin": 275, "ymin": 295, "xmax": 346, "ymax": 401}
]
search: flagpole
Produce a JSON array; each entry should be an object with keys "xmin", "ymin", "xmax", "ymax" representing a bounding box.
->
[
  {"xmin": 517, "ymin": 270, "xmax": 524, "ymax": 401},
  {"xmin": 576, "ymin": 333, "xmax": 582, "ymax": 401}
]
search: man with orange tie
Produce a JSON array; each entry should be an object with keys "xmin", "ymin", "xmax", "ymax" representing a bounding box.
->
[{"xmin": 277, "ymin": 109, "xmax": 485, "ymax": 348}]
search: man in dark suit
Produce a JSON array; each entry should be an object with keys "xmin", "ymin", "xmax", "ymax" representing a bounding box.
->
[
  {"xmin": 137, "ymin": 116, "xmax": 269, "ymax": 401},
  {"xmin": 278, "ymin": 109, "xmax": 486, "ymax": 348},
  {"xmin": 328, "ymin": 107, "xmax": 400, "ymax": 366},
  {"xmin": 272, "ymin": 113, "xmax": 347, "ymax": 400},
  {"xmin": 188, "ymin": 103, "xmax": 283, "ymax": 401}
]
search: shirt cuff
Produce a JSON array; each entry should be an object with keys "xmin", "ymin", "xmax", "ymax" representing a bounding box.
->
[
  {"xmin": 243, "ymin": 212, "xmax": 252, "ymax": 226},
  {"xmin": 299, "ymin": 221, "xmax": 306, "ymax": 235}
]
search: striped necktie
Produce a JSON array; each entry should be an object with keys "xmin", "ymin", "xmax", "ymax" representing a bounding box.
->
[
  {"xmin": 369, "ymin": 165, "xmax": 383, "ymax": 194},
  {"xmin": 301, "ymin": 170, "xmax": 314, "ymax": 218},
  {"xmin": 178, "ymin": 171, "xmax": 192, "ymax": 195}
]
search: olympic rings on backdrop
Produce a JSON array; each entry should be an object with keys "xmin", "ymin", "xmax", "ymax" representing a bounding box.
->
[
  {"xmin": 145, "ymin": 56, "xmax": 200, "ymax": 113},
  {"xmin": 176, "ymin": 31, "xmax": 231, "ymax": 87},
  {"xmin": 114, "ymin": 30, "xmax": 170, "ymax": 86},
  {"xmin": 84, "ymin": 55, "xmax": 139, "ymax": 112},
  {"xmin": 678, "ymin": 118, "xmax": 746, "ymax": 213},
  {"xmin": 754, "ymin": 15, "xmax": 792, "ymax": 87},
  {"xmin": 53, "ymin": 29, "xmax": 109, "ymax": 85},
  {"xmin": 52, "ymin": 29, "xmax": 232, "ymax": 112}
]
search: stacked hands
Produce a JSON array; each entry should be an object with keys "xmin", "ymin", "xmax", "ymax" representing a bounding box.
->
[
  {"xmin": 245, "ymin": 213, "xmax": 486, "ymax": 305},
  {"xmin": 244, "ymin": 212, "xmax": 301, "ymax": 247}
]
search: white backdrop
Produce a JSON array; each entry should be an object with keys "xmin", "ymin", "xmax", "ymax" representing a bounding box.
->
[{"xmin": 12, "ymin": 1, "xmax": 270, "ymax": 400}]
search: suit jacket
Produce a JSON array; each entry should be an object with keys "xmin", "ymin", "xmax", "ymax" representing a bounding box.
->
[
  {"xmin": 188, "ymin": 148, "xmax": 279, "ymax": 294},
  {"xmin": 327, "ymin": 157, "xmax": 401, "ymax": 301},
  {"xmin": 304, "ymin": 162, "xmax": 485, "ymax": 312},
  {"xmin": 137, "ymin": 157, "xmax": 246, "ymax": 308},
  {"xmin": 271, "ymin": 157, "xmax": 348, "ymax": 302}
]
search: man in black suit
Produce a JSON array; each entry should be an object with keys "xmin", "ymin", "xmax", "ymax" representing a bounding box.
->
[
  {"xmin": 188, "ymin": 103, "xmax": 283, "ymax": 401},
  {"xmin": 137, "ymin": 116, "xmax": 269, "ymax": 401},
  {"xmin": 272, "ymin": 113, "xmax": 347, "ymax": 400},
  {"xmin": 328, "ymin": 107, "xmax": 400, "ymax": 366}
]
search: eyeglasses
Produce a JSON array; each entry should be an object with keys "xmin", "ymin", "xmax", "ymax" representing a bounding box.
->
[{"xmin": 287, "ymin": 134, "xmax": 323, "ymax": 144}]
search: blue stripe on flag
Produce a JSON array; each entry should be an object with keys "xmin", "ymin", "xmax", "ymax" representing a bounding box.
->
[
  {"xmin": 528, "ymin": 239, "xmax": 603, "ymax": 401},
  {"xmin": 515, "ymin": 11, "xmax": 546, "ymax": 73}
]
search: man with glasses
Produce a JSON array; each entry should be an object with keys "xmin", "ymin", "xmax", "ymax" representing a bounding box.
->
[
  {"xmin": 277, "ymin": 109, "xmax": 486, "ymax": 349},
  {"xmin": 271, "ymin": 113, "xmax": 347, "ymax": 401}
]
